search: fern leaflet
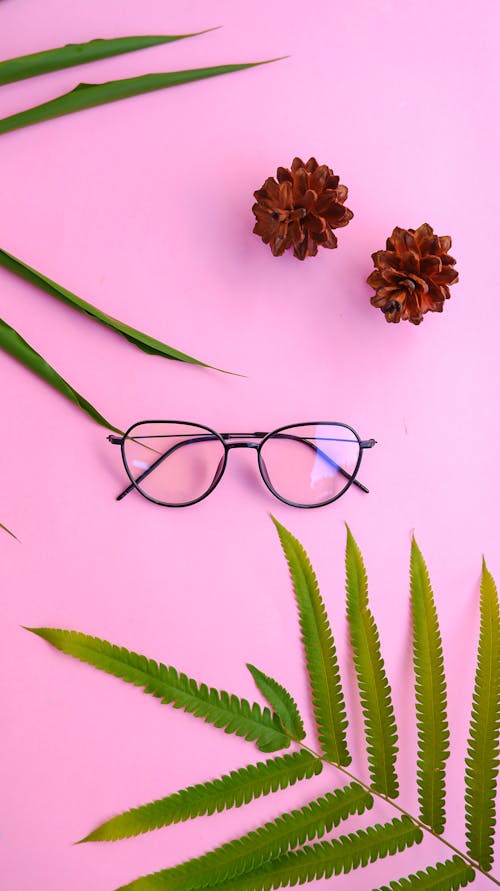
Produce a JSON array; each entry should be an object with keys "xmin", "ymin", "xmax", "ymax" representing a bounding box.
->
[
  {"xmin": 464, "ymin": 559, "xmax": 500, "ymax": 870},
  {"xmin": 80, "ymin": 750, "xmax": 322, "ymax": 842},
  {"xmin": 345, "ymin": 526, "xmax": 399, "ymax": 797},
  {"xmin": 374, "ymin": 855, "xmax": 475, "ymax": 890},
  {"xmin": 179, "ymin": 816, "xmax": 423, "ymax": 891},
  {"xmin": 26, "ymin": 628, "xmax": 290, "ymax": 753},
  {"xmin": 410, "ymin": 537, "xmax": 449, "ymax": 833},
  {"xmin": 115, "ymin": 783, "xmax": 373, "ymax": 890},
  {"xmin": 271, "ymin": 517, "xmax": 350, "ymax": 765},
  {"xmin": 247, "ymin": 664, "xmax": 305, "ymax": 741}
]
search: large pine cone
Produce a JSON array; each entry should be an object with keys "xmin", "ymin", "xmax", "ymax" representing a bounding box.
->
[
  {"xmin": 252, "ymin": 157, "xmax": 353, "ymax": 260},
  {"xmin": 367, "ymin": 224, "xmax": 458, "ymax": 325}
]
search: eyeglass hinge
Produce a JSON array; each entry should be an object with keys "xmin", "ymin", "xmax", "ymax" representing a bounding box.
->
[
  {"xmin": 107, "ymin": 434, "xmax": 123, "ymax": 445},
  {"xmin": 360, "ymin": 438, "xmax": 377, "ymax": 449}
]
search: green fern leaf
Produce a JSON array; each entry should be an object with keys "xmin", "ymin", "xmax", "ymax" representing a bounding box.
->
[
  {"xmin": 464, "ymin": 559, "xmax": 500, "ymax": 870},
  {"xmin": 410, "ymin": 538, "xmax": 450, "ymax": 833},
  {"xmin": 345, "ymin": 526, "xmax": 399, "ymax": 797},
  {"xmin": 247, "ymin": 664, "xmax": 305, "ymax": 741},
  {"xmin": 80, "ymin": 750, "xmax": 322, "ymax": 842},
  {"xmin": 271, "ymin": 517, "xmax": 350, "ymax": 766},
  {"xmin": 114, "ymin": 783, "xmax": 373, "ymax": 890},
  {"xmin": 174, "ymin": 816, "xmax": 422, "ymax": 891},
  {"xmin": 374, "ymin": 855, "xmax": 475, "ymax": 890},
  {"xmin": 26, "ymin": 628, "xmax": 290, "ymax": 753}
]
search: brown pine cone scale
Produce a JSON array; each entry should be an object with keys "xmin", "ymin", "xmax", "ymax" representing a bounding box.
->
[
  {"xmin": 252, "ymin": 157, "xmax": 353, "ymax": 260},
  {"xmin": 367, "ymin": 224, "xmax": 458, "ymax": 325}
]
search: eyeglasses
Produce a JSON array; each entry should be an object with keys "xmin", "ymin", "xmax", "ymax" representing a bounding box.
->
[{"xmin": 108, "ymin": 421, "xmax": 376, "ymax": 509}]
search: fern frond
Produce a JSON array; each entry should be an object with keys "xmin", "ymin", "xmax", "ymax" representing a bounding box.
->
[
  {"xmin": 80, "ymin": 750, "xmax": 322, "ymax": 842},
  {"xmin": 247, "ymin": 664, "xmax": 305, "ymax": 741},
  {"xmin": 374, "ymin": 855, "xmax": 475, "ymax": 890},
  {"xmin": 410, "ymin": 538, "xmax": 449, "ymax": 833},
  {"xmin": 464, "ymin": 559, "xmax": 500, "ymax": 870},
  {"xmin": 271, "ymin": 517, "xmax": 350, "ymax": 766},
  {"xmin": 26, "ymin": 628, "xmax": 290, "ymax": 753},
  {"xmin": 345, "ymin": 526, "xmax": 399, "ymax": 797},
  {"xmin": 172, "ymin": 816, "xmax": 423, "ymax": 891},
  {"xmin": 115, "ymin": 783, "xmax": 373, "ymax": 890}
]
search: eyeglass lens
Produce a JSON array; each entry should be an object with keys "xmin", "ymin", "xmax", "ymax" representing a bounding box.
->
[
  {"xmin": 260, "ymin": 424, "xmax": 360, "ymax": 506},
  {"xmin": 122, "ymin": 423, "xmax": 225, "ymax": 505}
]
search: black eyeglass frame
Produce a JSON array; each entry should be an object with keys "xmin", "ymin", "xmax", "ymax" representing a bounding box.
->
[{"xmin": 108, "ymin": 420, "xmax": 376, "ymax": 509}]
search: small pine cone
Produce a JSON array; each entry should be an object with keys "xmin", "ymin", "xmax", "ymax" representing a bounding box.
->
[
  {"xmin": 252, "ymin": 157, "xmax": 353, "ymax": 260},
  {"xmin": 367, "ymin": 224, "xmax": 458, "ymax": 325}
]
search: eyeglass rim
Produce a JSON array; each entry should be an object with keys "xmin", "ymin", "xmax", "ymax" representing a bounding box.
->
[
  {"xmin": 120, "ymin": 420, "xmax": 228, "ymax": 508},
  {"xmin": 119, "ymin": 419, "xmax": 365, "ymax": 509},
  {"xmin": 257, "ymin": 421, "xmax": 363, "ymax": 509}
]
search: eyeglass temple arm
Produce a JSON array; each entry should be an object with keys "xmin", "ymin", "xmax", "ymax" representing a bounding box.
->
[
  {"xmin": 109, "ymin": 434, "xmax": 207, "ymax": 501},
  {"xmin": 108, "ymin": 433, "xmax": 374, "ymax": 501}
]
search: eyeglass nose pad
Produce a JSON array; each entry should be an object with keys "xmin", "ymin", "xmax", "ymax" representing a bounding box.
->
[
  {"xmin": 259, "ymin": 455, "xmax": 273, "ymax": 488},
  {"xmin": 210, "ymin": 454, "xmax": 226, "ymax": 487}
]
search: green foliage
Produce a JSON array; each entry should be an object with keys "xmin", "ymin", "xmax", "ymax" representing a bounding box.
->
[
  {"xmin": 271, "ymin": 516, "xmax": 350, "ymax": 766},
  {"xmin": 247, "ymin": 664, "xmax": 305, "ymax": 741},
  {"xmin": 0, "ymin": 317, "xmax": 122, "ymax": 434},
  {"xmin": 374, "ymin": 856, "xmax": 476, "ymax": 890},
  {"xmin": 0, "ymin": 521, "xmax": 18, "ymax": 540},
  {"xmin": 116, "ymin": 783, "xmax": 373, "ymax": 890},
  {"xmin": 27, "ymin": 523, "xmax": 500, "ymax": 890},
  {"xmin": 345, "ymin": 526, "xmax": 399, "ymax": 798},
  {"xmin": 26, "ymin": 628, "xmax": 290, "ymax": 752},
  {"xmin": 0, "ymin": 31, "xmax": 214, "ymax": 85},
  {"xmin": 465, "ymin": 559, "xmax": 500, "ymax": 870},
  {"xmin": 0, "ymin": 59, "xmax": 282, "ymax": 135},
  {"xmin": 0, "ymin": 247, "xmax": 233, "ymax": 372},
  {"xmin": 80, "ymin": 750, "xmax": 322, "ymax": 842},
  {"xmin": 188, "ymin": 817, "xmax": 423, "ymax": 891},
  {"xmin": 410, "ymin": 537, "xmax": 450, "ymax": 833}
]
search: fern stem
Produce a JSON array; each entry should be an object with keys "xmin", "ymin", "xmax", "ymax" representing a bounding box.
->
[{"xmin": 294, "ymin": 740, "xmax": 500, "ymax": 886}]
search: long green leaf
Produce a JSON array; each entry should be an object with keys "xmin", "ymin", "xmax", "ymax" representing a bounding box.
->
[
  {"xmin": 247, "ymin": 664, "xmax": 305, "ymax": 741},
  {"xmin": 0, "ymin": 247, "xmax": 232, "ymax": 373},
  {"xmin": 0, "ymin": 521, "xmax": 19, "ymax": 540},
  {"xmin": 0, "ymin": 59, "xmax": 282, "ymax": 135},
  {"xmin": 26, "ymin": 628, "xmax": 290, "ymax": 753},
  {"xmin": 0, "ymin": 317, "xmax": 121, "ymax": 433},
  {"xmin": 0, "ymin": 31, "xmax": 215, "ymax": 85},
  {"xmin": 410, "ymin": 538, "xmax": 449, "ymax": 833},
  {"xmin": 374, "ymin": 856, "xmax": 475, "ymax": 890},
  {"xmin": 115, "ymin": 783, "xmax": 373, "ymax": 890},
  {"xmin": 345, "ymin": 526, "xmax": 399, "ymax": 797},
  {"xmin": 177, "ymin": 816, "xmax": 422, "ymax": 891},
  {"xmin": 80, "ymin": 750, "xmax": 322, "ymax": 843},
  {"xmin": 464, "ymin": 559, "xmax": 500, "ymax": 870},
  {"xmin": 271, "ymin": 517, "xmax": 350, "ymax": 766}
]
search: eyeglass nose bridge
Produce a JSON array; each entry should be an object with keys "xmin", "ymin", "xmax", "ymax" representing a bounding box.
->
[{"xmin": 225, "ymin": 441, "xmax": 260, "ymax": 450}]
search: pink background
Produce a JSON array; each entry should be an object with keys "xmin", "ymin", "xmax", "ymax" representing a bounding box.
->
[{"xmin": 1, "ymin": 1, "xmax": 499, "ymax": 888}]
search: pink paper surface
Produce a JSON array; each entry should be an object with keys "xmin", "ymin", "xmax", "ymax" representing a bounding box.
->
[{"xmin": 1, "ymin": 1, "xmax": 499, "ymax": 888}]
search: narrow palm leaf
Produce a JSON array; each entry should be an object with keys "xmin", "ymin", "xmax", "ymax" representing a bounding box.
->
[
  {"xmin": 247, "ymin": 664, "xmax": 305, "ymax": 741},
  {"xmin": 0, "ymin": 521, "xmax": 18, "ymax": 540},
  {"xmin": 464, "ymin": 559, "xmax": 500, "ymax": 870},
  {"xmin": 271, "ymin": 516, "xmax": 350, "ymax": 765},
  {"xmin": 114, "ymin": 783, "xmax": 373, "ymax": 890},
  {"xmin": 164, "ymin": 816, "xmax": 422, "ymax": 891},
  {"xmin": 80, "ymin": 750, "xmax": 322, "ymax": 842},
  {"xmin": 345, "ymin": 526, "xmax": 399, "ymax": 797},
  {"xmin": 0, "ymin": 247, "xmax": 233, "ymax": 372},
  {"xmin": 0, "ymin": 317, "xmax": 121, "ymax": 433},
  {"xmin": 0, "ymin": 31, "xmax": 215, "ymax": 85},
  {"xmin": 0, "ymin": 59, "xmax": 283, "ymax": 135},
  {"xmin": 410, "ymin": 537, "xmax": 449, "ymax": 832},
  {"xmin": 26, "ymin": 628, "xmax": 290, "ymax": 752},
  {"xmin": 374, "ymin": 855, "xmax": 475, "ymax": 890}
]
